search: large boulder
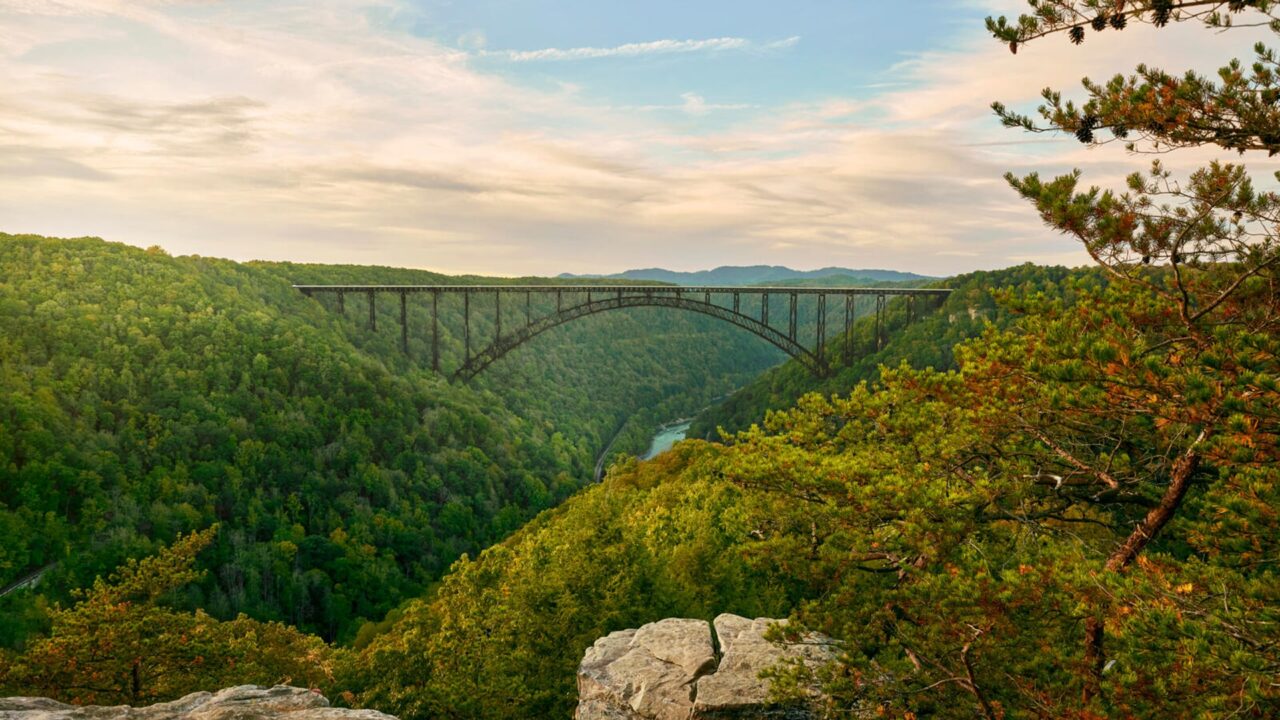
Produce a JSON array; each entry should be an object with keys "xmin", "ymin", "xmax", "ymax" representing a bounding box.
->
[
  {"xmin": 577, "ymin": 618, "xmax": 717, "ymax": 720},
  {"xmin": 694, "ymin": 615, "xmax": 836, "ymax": 718},
  {"xmin": 575, "ymin": 615, "xmax": 836, "ymax": 720},
  {"xmin": 0, "ymin": 686, "xmax": 396, "ymax": 720}
]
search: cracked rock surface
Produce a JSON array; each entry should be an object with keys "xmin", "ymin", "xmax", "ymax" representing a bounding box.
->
[
  {"xmin": 575, "ymin": 615, "xmax": 835, "ymax": 720},
  {"xmin": 0, "ymin": 686, "xmax": 397, "ymax": 720}
]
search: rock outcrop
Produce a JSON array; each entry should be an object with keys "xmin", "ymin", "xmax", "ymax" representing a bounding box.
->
[
  {"xmin": 578, "ymin": 618, "xmax": 717, "ymax": 720},
  {"xmin": 0, "ymin": 685, "xmax": 396, "ymax": 720},
  {"xmin": 575, "ymin": 614, "xmax": 836, "ymax": 720}
]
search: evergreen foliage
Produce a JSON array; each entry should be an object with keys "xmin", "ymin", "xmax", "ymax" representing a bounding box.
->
[{"xmin": 988, "ymin": 1, "xmax": 1280, "ymax": 153}]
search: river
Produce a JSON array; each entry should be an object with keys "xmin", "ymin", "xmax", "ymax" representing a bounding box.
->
[
  {"xmin": 641, "ymin": 420, "xmax": 692, "ymax": 460},
  {"xmin": 596, "ymin": 395, "xmax": 728, "ymax": 480}
]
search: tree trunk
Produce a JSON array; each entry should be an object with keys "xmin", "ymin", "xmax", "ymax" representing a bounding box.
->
[
  {"xmin": 1082, "ymin": 617, "xmax": 1104, "ymax": 703},
  {"xmin": 1081, "ymin": 436, "xmax": 1204, "ymax": 705},
  {"xmin": 1105, "ymin": 445, "xmax": 1202, "ymax": 572}
]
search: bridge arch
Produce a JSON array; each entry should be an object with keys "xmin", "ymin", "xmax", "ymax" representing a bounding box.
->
[
  {"xmin": 455, "ymin": 292, "xmax": 822, "ymax": 382},
  {"xmin": 293, "ymin": 284, "xmax": 952, "ymax": 382}
]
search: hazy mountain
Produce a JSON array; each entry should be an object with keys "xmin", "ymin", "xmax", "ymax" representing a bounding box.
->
[{"xmin": 557, "ymin": 265, "xmax": 933, "ymax": 286}]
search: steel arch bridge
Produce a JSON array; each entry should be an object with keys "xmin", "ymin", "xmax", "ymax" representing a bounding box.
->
[{"xmin": 293, "ymin": 284, "xmax": 952, "ymax": 382}]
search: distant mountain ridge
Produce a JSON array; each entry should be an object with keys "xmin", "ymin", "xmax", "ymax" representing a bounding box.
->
[{"xmin": 557, "ymin": 265, "xmax": 932, "ymax": 286}]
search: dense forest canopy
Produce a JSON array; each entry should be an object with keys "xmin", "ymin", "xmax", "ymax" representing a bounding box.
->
[{"xmin": 0, "ymin": 234, "xmax": 781, "ymax": 647}]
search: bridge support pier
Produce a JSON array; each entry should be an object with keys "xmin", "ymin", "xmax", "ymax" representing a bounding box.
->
[
  {"xmin": 400, "ymin": 291, "xmax": 408, "ymax": 353},
  {"xmin": 816, "ymin": 293, "xmax": 826, "ymax": 368},
  {"xmin": 788, "ymin": 292, "xmax": 798, "ymax": 342},
  {"xmin": 368, "ymin": 291, "xmax": 376, "ymax": 331},
  {"xmin": 874, "ymin": 294, "xmax": 886, "ymax": 351},
  {"xmin": 843, "ymin": 294, "xmax": 854, "ymax": 365},
  {"xmin": 432, "ymin": 291, "xmax": 440, "ymax": 373}
]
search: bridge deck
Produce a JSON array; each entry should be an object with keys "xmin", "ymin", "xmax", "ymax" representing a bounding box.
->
[
  {"xmin": 292, "ymin": 284, "xmax": 952, "ymax": 296},
  {"xmin": 294, "ymin": 283, "xmax": 952, "ymax": 380}
]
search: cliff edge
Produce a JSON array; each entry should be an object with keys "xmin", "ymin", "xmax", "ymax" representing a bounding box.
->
[{"xmin": 0, "ymin": 685, "xmax": 395, "ymax": 720}]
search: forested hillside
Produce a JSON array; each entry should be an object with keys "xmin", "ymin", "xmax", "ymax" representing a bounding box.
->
[
  {"xmin": 690, "ymin": 264, "xmax": 1102, "ymax": 438},
  {"xmin": 340, "ymin": 444, "xmax": 790, "ymax": 719},
  {"xmin": 0, "ymin": 233, "xmax": 782, "ymax": 646}
]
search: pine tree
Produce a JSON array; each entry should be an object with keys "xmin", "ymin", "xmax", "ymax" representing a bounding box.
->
[
  {"xmin": 705, "ymin": 4, "xmax": 1280, "ymax": 716},
  {"xmin": 987, "ymin": 1, "xmax": 1280, "ymax": 708}
]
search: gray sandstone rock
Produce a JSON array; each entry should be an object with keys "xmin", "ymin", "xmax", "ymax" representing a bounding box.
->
[
  {"xmin": 576, "ymin": 619, "xmax": 717, "ymax": 720},
  {"xmin": 0, "ymin": 686, "xmax": 396, "ymax": 720},
  {"xmin": 694, "ymin": 615, "xmax": 836, "ymax": 718},
  {"xmin": 575, "ymin": 615, "xmax": 836, "ymax": 720}
]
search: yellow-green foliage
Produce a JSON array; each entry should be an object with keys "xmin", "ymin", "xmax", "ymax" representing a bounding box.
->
[
  {"xmin": 0, "ymin": 527, "xmax": 333, "ymax": 704},
  {"xmin": 341, "ymin": 444, "xmax": 804, "ymax": 719}
]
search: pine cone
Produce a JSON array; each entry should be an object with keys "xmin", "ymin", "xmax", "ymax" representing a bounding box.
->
[
  {"xmin": 1076, "ymin": 115, "xmax": 1099, "ymax": 144},
  {"xmin": 1152, "ymin": 0, "xmax": 1173, "ymax": 27}
]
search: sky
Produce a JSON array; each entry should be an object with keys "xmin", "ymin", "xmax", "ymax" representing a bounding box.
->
[{"xmin": 2, "ymin": 0, "xmax": 1277, "ymax": 276}]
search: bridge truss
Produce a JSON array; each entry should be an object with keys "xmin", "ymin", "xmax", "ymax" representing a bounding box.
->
[{"xmin": 293, "ymin": 284, "xmax": 952, "ymax": 382}]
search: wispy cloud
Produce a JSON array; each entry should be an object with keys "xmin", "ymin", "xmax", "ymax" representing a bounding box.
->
[
  {"xmin": 488, "ymin": 35, "xmax": 799, "ymax": 62},
  {"xmin": 2, "ymin": 0, "xmax": 1277, "ymax": 277},
  {"xmin": 622, "ymin": 92, "xmax": 756, "ymax": 115}
]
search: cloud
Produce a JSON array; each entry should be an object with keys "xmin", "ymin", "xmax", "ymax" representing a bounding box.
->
[
  {"xmin": 487, "ymin": 35, "xmax": 799, "ymax": 62},
  {"xmin": 620, "ymin": 93, "xmax": 756, "ymax": 115},
  {"xmin": 1, "ymin": 0, "xmax": 1277, "ymax": 277},
  {"xmin": 0, "ymin": 145, "xmax": 114, "ymax": 181}
]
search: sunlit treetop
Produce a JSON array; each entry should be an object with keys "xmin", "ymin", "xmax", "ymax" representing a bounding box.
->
[{"xmin": 987, "ymin": 1, "xmax": 1280, "ymax": 155}]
